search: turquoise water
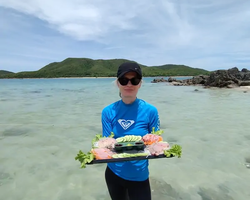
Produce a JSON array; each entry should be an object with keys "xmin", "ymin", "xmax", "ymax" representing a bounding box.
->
[{"xmin": 0, "ymin": 77, "xmax": 250, "ymax": 200}]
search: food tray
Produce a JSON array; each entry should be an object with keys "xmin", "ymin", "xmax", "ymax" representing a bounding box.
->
[
  {"xmin": 87, "ymin": 153, "xmax": 173, "ymax": 165},
  {"xmin": 75, "ymin": 132, "xmax": 182, "ymax": 168}
]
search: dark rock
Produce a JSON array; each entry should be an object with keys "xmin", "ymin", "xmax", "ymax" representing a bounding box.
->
[
  {"xmin": 242, "ymin": 68, "xmax": 249, "ymax": 73},
  {"xmin": 191, "ymin": 75, "xmax": 209, "ymax": 84},
  {"xmin": 204, "ymin": 68, "xmax": 240, "ymax": 87},
  {"xmin": 153, "ymin": 67, "xmax": 250, "ymax": 88},
  {"xmin": 171, "ymin": 81, "xmax": 183, "ymax": 86},
  {"xmin": 238, "ymin": 81, "xmax": 250, "ymax": 86},
  {"xmin": 226, "ymin": 83, "xmax": 238, "ymax": 88},
  {"xmin": 151, "ymin": 78, "xmax": 167, "ymax": 83},
  {"xmin": 167, "ymin": 77, "xmax": 176, "ymax": 82},
  {"xmin": 243, "ymin": 72, "xmax": 250, "ymax": 80}
]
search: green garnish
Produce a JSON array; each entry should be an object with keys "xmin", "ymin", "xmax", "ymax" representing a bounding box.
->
[
  {"xmin": 75, "ymin": 150, "xmax": 94, "ymax": 168},
  {"xmin": 164, "ymin": 144, "xmax": 182, "ymax": 158},
  {"xmin": 151, "ymin": 127, "xmax": 164, "ymax": 136},
  {"xmin": 109, "ymin": 132, "xmax": 115, "ymax": 138},
  {"xmin": 91, "ymin": 134, "xmax": 103, "ymax": 146}
]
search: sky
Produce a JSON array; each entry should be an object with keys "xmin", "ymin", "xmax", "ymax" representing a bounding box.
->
[{"xmin": 0, "ymin": 0, "xmax": 250, "ymax": 73}]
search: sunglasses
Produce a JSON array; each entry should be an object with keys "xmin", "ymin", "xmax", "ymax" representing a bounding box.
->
[{"xmin": 118, "ymin": 77, "xmax": 141, "ymax": 86}]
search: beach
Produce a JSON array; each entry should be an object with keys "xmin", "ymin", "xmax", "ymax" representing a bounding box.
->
[
  {"xmin": 0, "ymin": 77, "xmax": 249, "ymax": 200},
  {"xmin": 236, "ymin": 86, "xmax": 250, "ymax": 91}
]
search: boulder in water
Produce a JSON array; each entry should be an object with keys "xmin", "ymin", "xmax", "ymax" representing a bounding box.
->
[{"xmin": 152, "ymin": 67, "xmax": 250, "ymax": 88}]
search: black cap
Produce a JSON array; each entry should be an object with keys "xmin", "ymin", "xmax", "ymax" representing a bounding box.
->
[{"xmin": 117, "ymin": 62, "xmax": 142, "ymax": 78}]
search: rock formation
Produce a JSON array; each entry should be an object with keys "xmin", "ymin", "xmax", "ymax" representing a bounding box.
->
[{"xmin": 151, "ymin": 67, "xmax": 250, "ymax": 88}]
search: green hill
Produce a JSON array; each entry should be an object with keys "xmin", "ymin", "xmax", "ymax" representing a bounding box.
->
[
  {"xmin": 0, "ymin": 70, "xmax": 14, "ymax": 77},
  {"xmin": 0, "ymin": 58, "xmax": 211, "ymax": 78}
]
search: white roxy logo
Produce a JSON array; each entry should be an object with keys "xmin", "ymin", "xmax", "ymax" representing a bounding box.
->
[{"xmin": 118, "ymin": 119, "xmax": 135, "ymax": 130}]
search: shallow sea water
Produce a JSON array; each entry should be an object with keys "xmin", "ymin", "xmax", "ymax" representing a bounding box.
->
[{"xmin": 0, "ymin": 77, "xmax": 250, "ymax": 200}]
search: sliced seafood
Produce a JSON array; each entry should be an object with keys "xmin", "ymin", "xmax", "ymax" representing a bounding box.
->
[
  {"xmin": 91, "ymin": 148, "xmax": 114, "ymax": 160},
  {"xmin": 96, "ymin": 137, "xmax": 117, "ymax": 149},
  {"xmin": 142, "ymin": 134, "xmax": 163, "ymax": 145},
  {"xmin": 147, "ymin": 142, "xmax": 170, "ymax": 156}
]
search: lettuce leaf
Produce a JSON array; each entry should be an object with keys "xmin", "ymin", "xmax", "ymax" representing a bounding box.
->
[
  {"xmin": 151, "ymin": 127, "xmax": 164, "ymax": 136},
  {"xmin": 91, "ymin": 134, "xmax": 103, "ymax": 146},
  {"xmin": 164, "ymin": 144, "xmax": 182, "ymax": 158},
  {"xmin": 109, "ymin": 132, "xmax": 115, "ymax": 138},
  {"xmin": 75, "ymin": 150, "xmax": 94, "ymax": 168}
]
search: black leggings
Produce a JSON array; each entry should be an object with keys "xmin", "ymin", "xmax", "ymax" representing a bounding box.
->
[{"xmin": 105, "ymin": 166, "xmax": 151, "ymax": 200}]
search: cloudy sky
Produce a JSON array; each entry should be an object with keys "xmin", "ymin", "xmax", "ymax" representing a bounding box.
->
[{"xmin": 1, "ymin": 0, "xmax": 250, "ymax": 72}]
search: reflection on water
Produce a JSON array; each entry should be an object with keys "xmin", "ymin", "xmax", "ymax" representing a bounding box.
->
[
  {"xmin": 198, "ymin": 187, "xmax": 234, "ymax": 200},
  {"xmin": 2, "ymin": 128, "xmax": 30, "ymax": 137},
  {"xmin": 150, "ymin": 177, "xmax": 183, "ymax": 200}
]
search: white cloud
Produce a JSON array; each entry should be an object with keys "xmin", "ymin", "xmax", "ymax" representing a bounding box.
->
[
  {"xmin": 0, "ymin": 0, "xmax": 250, "ymax": 71},
  {"xmin": 0, "ymin": 0, "xmax": 143, "ymax": 41}
]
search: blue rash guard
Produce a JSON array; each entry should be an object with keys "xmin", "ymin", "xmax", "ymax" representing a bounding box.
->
[{"xmin": 101, "ymin": 98, "xmax": 160, "ymax": 181}]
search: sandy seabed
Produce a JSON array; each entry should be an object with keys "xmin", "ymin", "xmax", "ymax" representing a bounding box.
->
[{"xmin": 0, "ymin": 78, "xmax": 249, "ymax": 200}]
